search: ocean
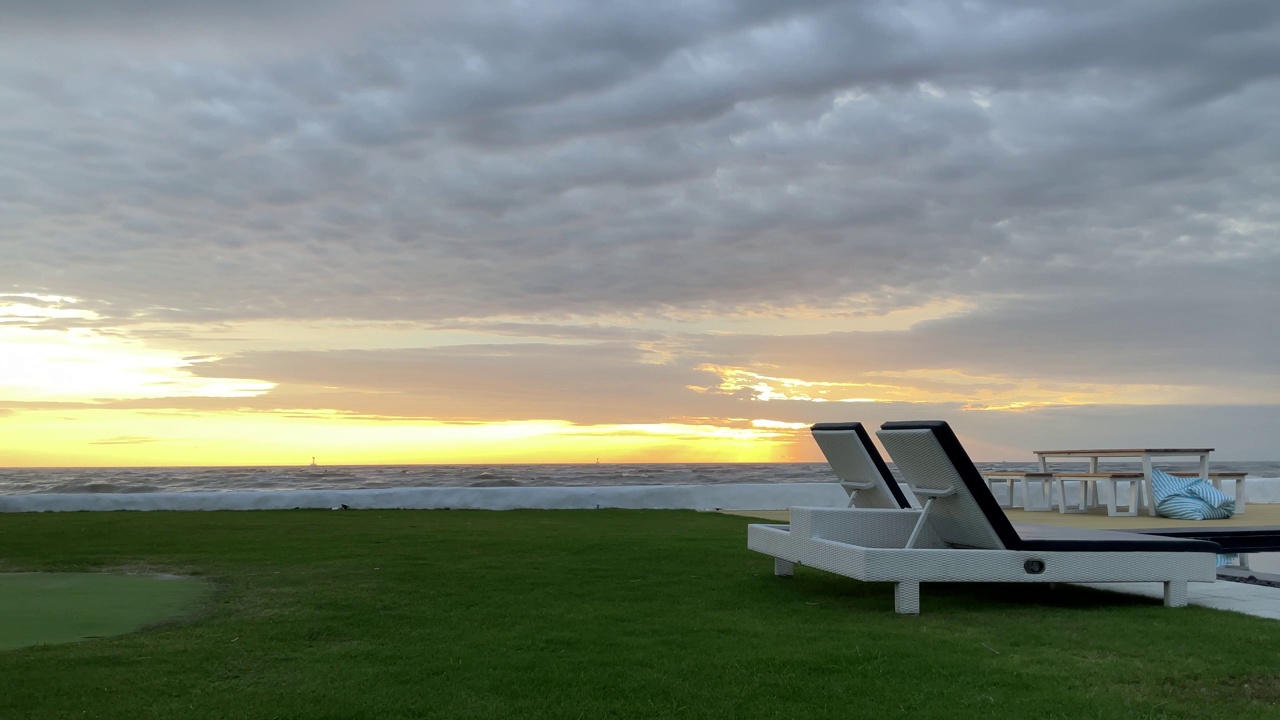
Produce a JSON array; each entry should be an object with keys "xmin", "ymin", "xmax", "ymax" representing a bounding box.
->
[{"xmin": 1, "ymin": 461, "xmax": 1277, "ymax": 495}]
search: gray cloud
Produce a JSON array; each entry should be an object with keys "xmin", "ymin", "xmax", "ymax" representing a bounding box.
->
[
  {"xmin": 0, "ymin": 1, "xmax": 425, "ymax": 56},
  {"xmin": 701, "ymin": 276, "xmax": 1280, "ymax": 388},
  {"xmin": 2, "ymin": 0, "xmax": 1279, "ymax": 452},
  {"xmin": 182, "ymin": 343, "xmax": 731, "ymax": 425}
]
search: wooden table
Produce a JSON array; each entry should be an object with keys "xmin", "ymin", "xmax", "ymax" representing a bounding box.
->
[{"xmin": 1033, "ymin": 448, "xmax": 1222, "ymax": 517}]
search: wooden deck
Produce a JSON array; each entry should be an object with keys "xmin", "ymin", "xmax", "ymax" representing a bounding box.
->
[{"xmin": 1003, "ymin": 503, "xmax": 1280, "ymax": 530}]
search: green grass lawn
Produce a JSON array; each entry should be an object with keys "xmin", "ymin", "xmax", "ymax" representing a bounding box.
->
[{"xmin": 0, "ymin": 509, "xmax": 1277, "ymax": 719}]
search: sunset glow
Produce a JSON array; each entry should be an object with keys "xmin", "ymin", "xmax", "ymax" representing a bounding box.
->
[
  {"xmin": 3, "ymin": 296, "xmax": 1273, "ymax": 465},
  {"xmin": 0, "ymin": 408, "xmax": 800, "ymax": 467},
  {"xmin": 3, "ymin": 3, "xmax": 1278, "ymax": 465}
]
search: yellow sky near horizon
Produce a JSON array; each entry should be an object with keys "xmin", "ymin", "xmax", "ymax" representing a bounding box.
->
[
  {"xmin": 1, "ymin": 294, "xmax": 1262, "ymax": 467},
  {"xmin": 0, "ymin": 298, "xmax": 810, "ymax": 466},
  {"xmin": 0, "ymin": 408, "xmax": 810, "ymax": 467}
]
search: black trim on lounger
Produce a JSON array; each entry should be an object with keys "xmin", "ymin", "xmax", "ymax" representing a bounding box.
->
[
  {"xmin": 1131, "ymin": 527, "xmax": 1280, "ymax": 554},
  {"xmin": 810, "ymin": 422, "xmax": 912, "ymax": 509},
  {"xmin": 1011, "ymin": 523, "xmax": 1220, "ymax": 553},
  {"xmin": 879, "ymin": 420, "xmax": 1221, "ymax": 554},
  {"xmin": 879, "ymin": 420, "xmax": 1023, "ymax": 549}
]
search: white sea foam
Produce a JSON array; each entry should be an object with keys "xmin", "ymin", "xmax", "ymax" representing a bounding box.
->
[
  {"xmin": 4, "ymin": 476, "xmax": 1273, "ymax": 514},
  {"xmin": 1, "ymin": 462, "xmax": 1276, "ymax": 496},
  {"xmin": 0, "ymin": 462, "xmax": 1276, "ymax": 513}
]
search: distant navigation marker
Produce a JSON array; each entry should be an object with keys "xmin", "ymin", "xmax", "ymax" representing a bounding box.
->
[{"xmin": 310, "ymin": 456, "xmax": 317, "ymax": 467}]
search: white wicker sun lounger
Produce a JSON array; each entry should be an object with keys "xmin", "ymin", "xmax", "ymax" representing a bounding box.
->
[
  {"xmin": 810, "ymin": 422, "xmax": 914, "ymax": 509},
  {"xmin": 747, "ymin": 420, "xmax": 1220, "ymax": 614}
]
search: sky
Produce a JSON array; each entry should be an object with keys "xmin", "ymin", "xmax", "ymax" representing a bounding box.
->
[{"xmin": 2, "ymin": 1, "xmax": 1279, "ymax": 466}]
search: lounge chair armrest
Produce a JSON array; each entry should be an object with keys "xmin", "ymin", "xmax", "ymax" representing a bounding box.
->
[{"xmin": 790, "ymin": 507, "xmax": 943, "ymax": 548}]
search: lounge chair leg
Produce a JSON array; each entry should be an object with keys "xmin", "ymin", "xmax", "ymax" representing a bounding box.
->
[
  {"xmin": 1163, "ymin": 581, "xmax": 1188, "ymax": 608},
  {"xmin": 774, "ymin": 559, "xmax": 794, "ymax": 577},
  {"xmin": 894, "ymin": 581, "xmax": 920, "ymax": 615}
]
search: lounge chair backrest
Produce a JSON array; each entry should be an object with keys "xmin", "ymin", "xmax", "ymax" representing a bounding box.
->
[
  {"xmin": 877, "ymin": 421, "xmax": 1020, "ymax": 550},
  {"xmin": 810, "ymin": 422, "xmax": 912, "ymax": 509}
]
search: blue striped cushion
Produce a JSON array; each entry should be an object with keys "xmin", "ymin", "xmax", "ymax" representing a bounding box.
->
[{"xmin": 1151, "ymin": 468, "xmax": 1235, "ymax": 520}]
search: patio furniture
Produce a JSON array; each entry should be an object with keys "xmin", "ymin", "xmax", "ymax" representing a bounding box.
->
[
  {"xmin": 981, "ymin": 471, "xmax": 1055, "ymax": 511},
  {"xmin": 747, "ymin": 421, "xmax": 1220, "ymax": 614},
  {"xmin": 1033, "ymin": 448, "xmax": 1248, "ymax": 516},
  {"xmin": 1132, "ymin": 526, "xmax": 1280, "ymax": 572},
  {"xmin": 810, "ymin": 422, "xmax": 914, "ymax": 509}
]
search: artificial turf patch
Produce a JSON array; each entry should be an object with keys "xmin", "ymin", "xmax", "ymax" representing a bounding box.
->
[{"xmin": 0, "ymin": 573, "xmax": 210, "ymax": 651}]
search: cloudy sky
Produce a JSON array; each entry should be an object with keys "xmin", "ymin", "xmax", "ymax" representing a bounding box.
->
[{"xmin": 3, "ymin": 0, "xmax": 1278, "ymax": 466}]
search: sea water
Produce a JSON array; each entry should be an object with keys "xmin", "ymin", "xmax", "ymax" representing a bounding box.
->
[{"xmin": 1, "ymin": 461, "xmax": 1277, "ymax": 495}]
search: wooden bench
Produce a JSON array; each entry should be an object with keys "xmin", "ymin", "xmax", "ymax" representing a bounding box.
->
[
  {"xmin": 1174, "ymin": 472, "xmax": 1249, "ymax": 515},
  {"xmin": 982, "ymin": 471, "xmax": 1054, "ymax": 510},
  {"xmin": 981, "ymin": 471, "xmax": 1248, "ymax": 516},
  {"xmin": 1050, "ymin": 473, "xmax": 1142, "ymax": 516}
]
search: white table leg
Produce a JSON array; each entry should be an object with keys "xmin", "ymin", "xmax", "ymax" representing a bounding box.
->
[
  {"xmin": 1142, "ymin": 455, "xmax": 1157, "ymax": 516},
  {"xmin": 1021, "ymin": 476, "xmax": 1050, "ymax": 511},
  {"xmin": 1086, "ymin": 457, "xmax": 1099, "ymax": 509},
  {"xmin": 1055, "ymin": 478, "xmax": 1087, "ymax": 514},
  {"xmin": 985, "ymin": 476, "xmax": 1013, "ymax": 508},
  {"xmin": 1122, "ymin": 479, "xmax": 1140, "ymax": 516}
]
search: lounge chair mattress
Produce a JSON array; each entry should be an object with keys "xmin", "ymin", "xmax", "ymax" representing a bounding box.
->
[
  {"xmin": 1012, "ymin": 523, "xmax": 1220, "ymax": 553},
  {"xmin": 1132, "ymin": 527, "xmax": 1280, "ymax": 553}
]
